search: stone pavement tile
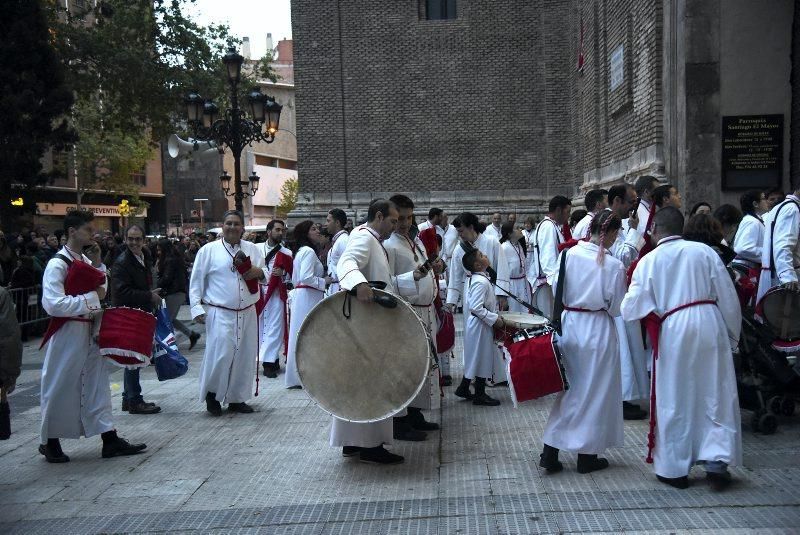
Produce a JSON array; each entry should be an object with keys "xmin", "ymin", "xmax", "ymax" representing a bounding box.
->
[
  {"xmin": 383, "ymin": 516, "xmax": 439, "ymax": 535},
  {"xmin": 612, "ymin": 507, "xmax": 691, "ymax": 531},
  {"xmin": 549, "ymin": 509, "xmax": 624, "ymax": 532},
  {"xmin": 437, "ymin": 460, "xmax": 491, "ymax": 498},
  {"xmin": 590, "ymin": 464, "xmax": 664, "ymax": 492},
  {"xmin": 320, "ymin": 519, "xmax": 384, "ymax": 534},
  {"xmin": 749, "ymin": 468, "xmax": 800, "ymax": 488},
  {"xmin": 739, "ymin": 506, "xmax": 800, "ymax": 529},
  {"xmin": 0, "ymin": 482, "xmax": 65, "ymax": 504},
  {"xmin": 680, "ymin": 507, "xmax": 756, "ymax": 530},
  {"xmin": 437, "ymin": 513, "xmax": 499, "ymax": 535},
  {"xmin": 545, "ymin": 490, "xmax": 612, "ymax": 512},
  {"xmin": 19, "ymin": 499, "xmax": 89, "ymax": 521},
  {"xmin": 536, "ymin": 467, "xmax": 599, "ymax": 493},
  {"xmin": 492, "ymin": 492, "xmax": 550, "ymax": 514},
  {"xmin": 0, "ymin": 502, "xmax": 39, "ymax": 523},
  {"xmin": 76, "ymin": 493, "xmax": 191, "ymax": 517},
  {"xmin": 438, "ymin": 495, "xmax": 494, "ymax": 518},
  {"xmin": 493, "ymin": 512, "xmax": 562, "ymax": 535},
  {"xmin": 96, "ymin": 478, "xmax": 205, "ymax": 499}
]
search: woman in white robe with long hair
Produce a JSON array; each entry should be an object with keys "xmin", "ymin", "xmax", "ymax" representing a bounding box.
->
[
  {"xmin": 285, "ymin": 221, "xmax": 330, "ymax": 388},
  {"xmin": 497, "ymin": 222, "xmax": 532, "ymax": 313},
  {"xmin": 540, "ymin": 211, "xmax": 626, "ymax": 475}
]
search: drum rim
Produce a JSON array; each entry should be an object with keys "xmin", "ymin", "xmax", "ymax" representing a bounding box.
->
[
  {"xmin": 295, "ymin": 289, "xmax": 432, "ymax": 423},
  {"xmin": 761, "ymin": 287, "xmax": 800, "ymax": 339}
]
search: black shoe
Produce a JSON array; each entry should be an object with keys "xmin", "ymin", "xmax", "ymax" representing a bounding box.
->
[
  {"xmin": 228, "ymin": 402, "xmax": 255, "ymax": 413},
  {"xmin": 407, "ymin": 408, "xmax": 440, "ymax": 431},
  {"xmin": 393, "ymin": 417, "xmax": 427, "ymax": 441},
  {"xmin": 454, "ymin": 378, "xmax": 473, "ymax": 400},
  {"xmin": 263, "ymin": 362, "xmax": 278, "ymax": 378},
  {"xmin": 342, "ymin": 446, "xmax": 362, "ymax": 457},
  {"xmin": 706, "ymin": 471, "xmax": 732, "ymax": 492},
  {"xmin": 128, "ymin": 401, "xmax": 162, "ymax": 415},
  {"xmin": 473, "ymin": 392, "xmax": 501, "ymax": 406},
  {"xmin": 121, "ymin": 399, "xmax": 129, "ymax": 412},
  {"xmin": 359, "ymin": 446, "xmax": 404, "ymax": 465},
  {"xmin": 189, "ymin": 332, "xmax": 201, "ymax": 350},
  {"xmin": 101, "ymin": 433, "xmax": 147, "ymax": 458},
  {"xmin": 441, "ymin": 375, "xmax": 453, "ymax": 387},
  {"xmin": 539, "ymin": 444, "xmax": 563, "ymax": 473},
  {"xmin": 39, "ymin": 440, "xmax": 70, "ymax": 463},
  {"xmin": 206, "ymin": 392, "xmax": 222, "ymax": 416},
  {"xmin": 287, "ymin": 385, "xmax": 303, "ymax": 390},
  {"xmin": 490, "ymin": 381, "xmax": 509, "ymax": 387},
  {"xmin": 623, "ymin": 401, "xmax": 648, "ymax": 420},
  {"xmin": 657, "ymin": 475, "xmax": 690, "ymax": 489},
  {"xmin": 577, "ymin": 454, "xmax": 610, "ymax": 474}
]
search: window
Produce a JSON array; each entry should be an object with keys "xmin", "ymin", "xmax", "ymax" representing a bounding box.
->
[
  {"xmin": 278, "ymin": 159, "xmax": 297, "ymax": 170},
  {"xmin": 425, "ymin": 0, "xmax": 457, "ymax": 20},
  {"xmin": 255, "ymin": 155, "xmax": 278, "ymax": 167},
  {"xmin": 609, "ymin": 44, "xmax": 624, "ymax": 91},
  {"xmin": 130, "ymin": 168, "xmax": 146, "ymax": 186}
]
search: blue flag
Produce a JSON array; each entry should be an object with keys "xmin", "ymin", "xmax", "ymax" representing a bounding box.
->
[{"xmin": 153, "ymin": 307, "xmax": 189, "ymax": 381}]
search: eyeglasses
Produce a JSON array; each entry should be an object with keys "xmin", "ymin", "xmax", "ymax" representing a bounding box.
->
[{"xmin": 126, "ymin": 236, "xmax": 144, "ymax": 242}]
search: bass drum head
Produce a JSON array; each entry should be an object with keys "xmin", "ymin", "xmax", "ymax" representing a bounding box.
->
[
  {"xmin": 500, "ymin": 312, "xmax": 549, "ymax": 329},
  {"xmin": 296, "ymin": 289, "xmax": 430, "ymax": 423},
  {"xmin": 761, "ymin": 287, "xmax": 800, "ymax": 340}
]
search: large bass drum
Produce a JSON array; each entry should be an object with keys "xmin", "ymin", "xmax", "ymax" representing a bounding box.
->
[{"xmin": 295, "ymin": 289, "xmax": 431, "ymax": 423}]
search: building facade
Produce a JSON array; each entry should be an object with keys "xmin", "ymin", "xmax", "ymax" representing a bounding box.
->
[{"xmin": 290, "ymin": 0, "xmax": 799, "ymax": 221}]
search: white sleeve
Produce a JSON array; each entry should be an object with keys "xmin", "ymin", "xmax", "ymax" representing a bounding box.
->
[
  {"xmin": 611, "ymin": 225, "xmax": 644, "ymax": 269},
  {"xmin": 620, "ymin": 256, "xmax": 656, "ymax": 322},
  {"xmin": 446, "ymin": 245, "xmax": 465, "ymax": 305},
  {"xmin": 337, "ymin": 233, "xmax": 369, "ymax": 291},
  {"xmin": 710, "ymin": 252, "xmax": 742, "ymax": 346},
  {"xmin": 296, "ymin": 249, "xmax": 326, "ymax": 290},
  {"xmin": 41, "ymin": 259, "xmax": 102, "ymax": 317},
  {"xmin": 467, "ymin": 280, "xmax": 498, "ymax": 327},
  {"xmin": 493, "ymin": 242, "xmax": 510, "ymax": 297},
  {"xmin": 394, "ymin": 271, "xmax": 419, "ymax": 296},
  {"xmin": 539, "ymin": 224, "xmax": 560, "ymax": 286},
  {"xmin": 189, "ymin": 245, "xmax": 209, "ymax": 319},
  {"xmin": 732, "ymin": 216, "xmax": 763, "ymax": 264},
  {"xmin": 773, "ymin": 207, "xmax": 800, "ymax": 284}
]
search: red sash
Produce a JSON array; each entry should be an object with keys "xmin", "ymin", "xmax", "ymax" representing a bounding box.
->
[
  {"xmin": 257, "ymin": 251, "xmax": 294, "ymax": 355},
  {"xmin": 40, "ymin": 256, "xmax": 106, "ymax": 349},
  {"xmin": 637, "ymin": 204, "xmax": 658, "ymax": 258},
  {"xmin": 641, "ymin": 299, "xmax": 717, "ymax": 463}
]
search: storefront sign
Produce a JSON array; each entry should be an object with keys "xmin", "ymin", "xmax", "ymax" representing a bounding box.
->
[
  {"xmin": 37, "ymin": 203, "xmax": 148, "ymax": 218},
  {"xmin": 722, "ymin": 114, "xmax": 783, "ymax": 189}
]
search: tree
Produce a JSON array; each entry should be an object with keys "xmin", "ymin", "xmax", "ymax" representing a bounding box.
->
[
  {"xmin": 277, "ymin": 178, "xmax": 298, "ymax": 218},
  {"xmin": 0, "ymin": 0, "xmax": 76, "ymax": 228}
]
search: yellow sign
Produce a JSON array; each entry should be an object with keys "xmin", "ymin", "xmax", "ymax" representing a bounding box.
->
[
  {"xmin": 10, "ymin": 197, "xmax": 23, "ymax": 206},
  {"xmin": 118, "ymin": 199, "xmax": 131, "ymax": 217}
]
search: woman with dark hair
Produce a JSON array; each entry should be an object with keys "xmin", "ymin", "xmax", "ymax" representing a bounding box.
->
[
  {"xmin": 731, "ymin": 190, "xmax": 768, "ymax": 271},
  {"xmin": 157, "ymin": 238, "xmax": 200, "ymax": 349},
  {"xmin": 498, "ymin": 221, "xmax": 531, "ymax": 313},
  {"xmin": 712, "ymin": 204, "xmax": 743, "ymax": 246},
  {"xmin": 689, "ymin": 202, "xmax": 712, "ymax": 217},
  {"xmin": 569, "ymin": 209, "xmax": 588, "ymax": 236},
  {"xmin": 285, "ymin": 221, "xmax": 331, "ymax": 389},
  {"xmin": 540, "ymin": 210, "xmax": 626, "ymax": 475},
  {"xmin": 684, "ymin": 214, "xmax": 736, "ymax": 265}
]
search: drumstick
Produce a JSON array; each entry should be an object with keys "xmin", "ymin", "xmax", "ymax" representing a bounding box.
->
[{"xmin": 490, "ymin": 282, "xmax": 547, "ymax": 318}]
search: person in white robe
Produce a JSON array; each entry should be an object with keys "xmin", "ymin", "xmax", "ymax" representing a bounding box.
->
[
  {"xmin": 258, "ymin": 220, "xmax": 292, "ymax": 378},
  {"xmin": 331, "ymin": 199, "xmax": 425, "ymax": 465},
  {"xmin": 522, "ymin": 217, "xmax": 536, "ymax": 263},
  {"xmin": 497, "ymin": 223, "xmax": 532, "ymax": 313},
  {"xmin": 607, "ymin": 185, "xmax": 649, "ymax": 420},
  {"xmin": 483, "ymin": 212, "xmax": 503, "ymax": 241},
  {"xmin": 527, "ymin": 196, "xmax": 571, "ymax": 319},
  {"xmin": 622, "ymin": 207, "xmax": 742, "ymax": 491},
  {"xmin": 385, "ymin": 194, "xmax": 443, "ymax": 437},
  {"xmin": 190, "ymin": 210, "xmax": 265, "ymax": 415},
  {"xmin": 417, "ymin": 207, "xmax": 446, "ymax": 244},
  {"xmin": 459, "ymin": 248, "xmax": 503, "ymax": 406},
  {"xmin": 285, "ymin": 221, "xmax": 329, "ymax": 388},
  {"xmin": 446, "ymin": 213, "xmax": 510, "ymax": 387},
  {"xmin": 441, "ymin": 220, "xmax": 459, "ymax": 265},
  {"xmin": 571, "ymin": 189, "xmax": 608, "ymax": 240},
  {"xmin": 633, "ymin": 175, "xmax": 660, "ymax": 237},
  {"xmin": 757, "ymin": 189, "xmax": 800, "ymax": 304},
  {"xmin": 540, "ymin": 211, "xmax": 626, "ymax": 474},
  {"xmin": 732, "ymin": 190, "xmax": 768, "ymax": 270},
  {"xmin": 325, "ymin": 208, "xmax": 350, "ymax": 296},
  {"xmin": 39, "ymin": 210, "xmax": 146, "ymax": 463}
]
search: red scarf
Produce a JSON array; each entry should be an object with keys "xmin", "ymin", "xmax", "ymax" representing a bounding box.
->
[{"xmin": 256, "ymin": 250, "xmax": 294, "ymax": 356}]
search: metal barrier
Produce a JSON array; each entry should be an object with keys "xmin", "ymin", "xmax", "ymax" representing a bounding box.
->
[{"xmin": 7, "ymin": 285, "xmax": 49, "ymax": 326}]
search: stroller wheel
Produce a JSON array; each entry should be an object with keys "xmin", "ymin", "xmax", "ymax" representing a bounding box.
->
[
  {"xmin": 769, "ymin": 396, "xmax": 782, "ymax": 414},
  {"xmin": 780, "ymin": 397, "xmax": 795, "ymax": 417},
  {"xmin": 758, "ymin": 413, "xmax": 778, "ymax": 435},
  {"xmin": 751, "ymin": 411, "xmax": 762, "ymax": 433}
]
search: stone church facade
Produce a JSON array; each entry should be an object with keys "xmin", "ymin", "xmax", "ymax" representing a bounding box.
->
[{"xmin": 289, "ymin": 0, "xmax": 798, "ymax": 222}]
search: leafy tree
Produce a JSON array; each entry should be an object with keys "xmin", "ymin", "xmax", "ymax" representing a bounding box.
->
[
  {"xmin": 0, "ymin": 0, "xmax": 76, "ymax": 227},
  {"xmin": 277, "ymin": 178, "xmax": 298, "ymax": 218}
]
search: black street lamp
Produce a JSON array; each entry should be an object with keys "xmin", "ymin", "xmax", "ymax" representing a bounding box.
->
[{"xmin": 183, "ymin": 46, "xmax": 283, "ymax": 213}]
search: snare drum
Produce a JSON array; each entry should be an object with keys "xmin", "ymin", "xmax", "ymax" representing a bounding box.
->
[
  {"xmin": 505, "ymin": 327, "xmax": 569, "ymax": 404},
  {"xmin": 499, "ymin": 312, "xmax": 549, "ymax": 330},
  {"xmin": 758, "ymin": 286, "xmax": 800, "ymax": 344},
  {"xmin": 98, "ymin": 307, "xmax": 157, "ymax": 368}
]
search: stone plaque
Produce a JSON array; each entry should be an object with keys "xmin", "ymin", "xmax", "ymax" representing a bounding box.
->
[{"xmin": 722, "ymin": 114, "xmax": 783, "ymax": 189}]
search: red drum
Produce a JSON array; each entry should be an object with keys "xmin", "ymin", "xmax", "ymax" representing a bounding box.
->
[
  {"xmin": 505, "ymin": 327, "xmax": 569, "ymax": 404},
  {"xmin": 435, "ymin": 307, "xmax": 455, "ymax": 354},
  {"xmin": 98, "ymin": 307, "xmax": 157, "ymax": 368},
  {"xmin": 758, "ymin": 286, "xmax": 800, "ymax": 346}
]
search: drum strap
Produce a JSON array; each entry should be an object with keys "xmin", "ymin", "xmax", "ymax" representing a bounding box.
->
[
  {"xmin": 551, "ymin": 250, "xmax": 569, "ymax": 335},
  {"xmin": 641, "ymin": 299, "xmax": 717, "ymax": 464},
  {"xmin": 766, "ymin": 199, "xmax": 800, "ymax": 277}
]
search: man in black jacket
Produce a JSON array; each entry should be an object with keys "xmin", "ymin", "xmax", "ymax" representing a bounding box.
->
[{"xmin": 111, "ymin": 225, "xmax": 163, "ymax": 415}]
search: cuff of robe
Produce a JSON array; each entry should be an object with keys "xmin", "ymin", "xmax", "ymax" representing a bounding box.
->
[
  {"xmin": 778, "ymin": 268, "xmax": 799, "ymax": 284},
  {"xmin": 83, "ymin": 291, "xmax": 102, "ymax": 312},
  {"xmin": 446, "ymin": 288, "xmax": 461, "ymax": 305},
  {"xmin": 625, "ymin": 228, "xmax": 645, "ymax": 250},
  {"xmin": 472, "ymin": 308, "xmax": 499, "ymax": 326},
  {"xmin": 395, "ymin": 272, "xmax": 418, "ymax": 296},
  {"xmin": 190, "ymin": 304, "xmax": 206, "ymax": 319},
  {"xmin": 339, "ymin": 269, "xmax": 368, "ymax": 292}
]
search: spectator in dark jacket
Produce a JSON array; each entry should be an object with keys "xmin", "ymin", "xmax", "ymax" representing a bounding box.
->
[
  {"xmin": 156, "ymin": 239, "xmax": 200, "ymax": 349},
  {"xmin": 110, "ymin": 224, "xmax": 162, "ymax": 415}
]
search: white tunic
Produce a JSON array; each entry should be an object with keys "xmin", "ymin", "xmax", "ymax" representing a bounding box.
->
[
  {"xmin": 385, "ymin": 232, "xmax": 437, "ymax": 411},
  {"xmin": 40, "ymin": 249, "xmax": 111, "ymax": 443},
  {"xmin": 572, "ymin": 212, "xmax": 595, "ymax": 241},
  {"xmin": 417, "ymin": 220, "xmax": 445, "ymax": 243},
  {"xmin": 330, "ymin": 226, "xmax": 417, "ymax": 448},
  {"xmin": 463, "ymin": 273, "xmax": 499, "ymax": 380},
  {"xmin": 285, "ymin": 246, "xmax": 326, "ymax": 388},
  {"xmin": 446, "ymin": 233, "xmax": 510, "ymax": 306},
  {"xmin": 498, "ymin": 241, "xmax": 532, "ymax": 313},
  {"xmin": 543, "ymin": 242, "xmax": 626, "ymax": 454},
  {"xmin": 527, "ymin": 217, "xmax": 563, "ymax": 319},
  {"xmin": 609, "ymin": 217, "xmax": 649, "ymax": 401},
  {"xmin": 622, "ymin": 237, "xmax": 742, "ymax": 478},
  {"xmin": 325, "ymin": 230, "xmax": 349, "ymax": 296},
  {"xmin": 441, "ymin": 224, "xmax": 459, "ymax": 263},
  {"xmin": 258, "ymin": 242, "xmax": 292, "ymax": 364},
  {"xmin": 732, "ymin": 214, "xmax": 765, "ymax": 266},
  {"xmin": 190, "ymin": 239, "xmax": 265, "ymax": 403},
  {"xmin": 483, "ymin": 224, "xmax": 502, "ymax": 242},
  {"xmin": 636, "ymin": 199, "xmax": 655, "ymax": 237},
  {"xmin": 757, "ymin": 195, "xmax": 800, "ymax": 303}
]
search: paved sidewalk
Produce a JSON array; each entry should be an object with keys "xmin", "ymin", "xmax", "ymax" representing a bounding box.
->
[{"xmin": 1, "ymin": 309, "xmax": 799, "ymax": 534}]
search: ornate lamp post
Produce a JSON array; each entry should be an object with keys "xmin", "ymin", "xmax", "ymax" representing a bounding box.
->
[{"xmin": 183, "ymin": 47, "xmax": 282, "ymax": 213}]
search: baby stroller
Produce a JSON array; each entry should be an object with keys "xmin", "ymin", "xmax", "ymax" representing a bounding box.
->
[{"xmin": 731, "ymin": 265, "xmax": 800, "ymax": 434}]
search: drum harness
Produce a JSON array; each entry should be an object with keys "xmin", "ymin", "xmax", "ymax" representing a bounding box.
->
[{"xmin": 762, "ymin": 197, "xmax": 800, "ymax": 279}]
